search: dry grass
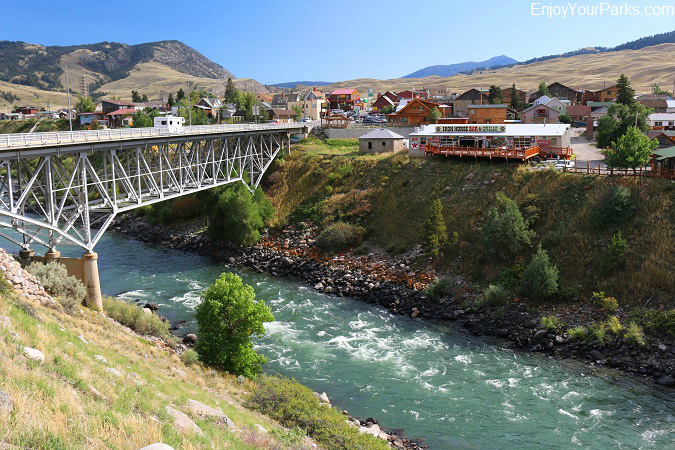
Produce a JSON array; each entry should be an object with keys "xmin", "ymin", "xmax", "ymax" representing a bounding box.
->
[
  {"xmin": 0, "ymin": 290, "xmax": 303, "ymax": 449},
  {"xmin": 316, "ymin": 43, "xmax": 675, "ymax": 94},
  {"xmin": 0, "ymin": 80, "xmax": 69, "ymax": 111}
]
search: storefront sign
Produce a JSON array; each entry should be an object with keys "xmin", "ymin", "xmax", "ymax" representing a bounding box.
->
[
  {"xmin": 436, "ymin": 125, "xmax": 506, "ymax": 133},
  {"xmin": 537, "ymin": 139, "xmax": 551, "ymax": 146}
]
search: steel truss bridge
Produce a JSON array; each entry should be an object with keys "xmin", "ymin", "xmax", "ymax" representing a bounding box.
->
[{"xmin": 0, "ymin": 122, "xmax": 315, "ymax": 252}]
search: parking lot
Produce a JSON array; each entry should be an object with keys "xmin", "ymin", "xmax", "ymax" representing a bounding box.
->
[{"xmin": 570, "ymin": 127, "xmax": 605, "ymax": 168}]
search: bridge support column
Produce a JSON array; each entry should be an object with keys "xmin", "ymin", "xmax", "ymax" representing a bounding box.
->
[
  {"xmin": 44, "ymin": 250, "xmax": 61, "ymax": 263},
  {"xmin": 82, "ymin": 252, "xmax": 102, "ymax": 311},
  {"xmin": 18, "ymin": 249, "xmax": 35, "ymax": 266}
]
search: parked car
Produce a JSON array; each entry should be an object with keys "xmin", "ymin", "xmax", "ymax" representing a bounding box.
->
[
  {"xmin": 554, "ymin": 159, "xmax": 575, "ymax": 171},
  {"xmin": 299, "ymin": 117, "xmax": 312, "ymax": 123},
  {"xmin": 331, "ymin": 109, "xmax": 343, "ymax": 116}
]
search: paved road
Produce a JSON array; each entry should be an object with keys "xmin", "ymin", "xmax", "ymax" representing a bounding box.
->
[{"xmin": 570, "ymin": 127, "xmax": 605, "ymax": 168}]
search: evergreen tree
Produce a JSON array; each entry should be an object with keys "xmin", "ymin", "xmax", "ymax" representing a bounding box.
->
[
  {"xmin": 488, "ymin": 85, "xmax": 503, "ymax": 104},
  {"xmin": 606, "ymin": 126, "xmax": 657, "ymax": 172},
  {"xmin": 520, "ymin": 245, "xmax": 559, "ymax": 301},
  {"xmin": 615, "ymin": 74, "xmax": 635, "ymax": 106},
  {"xmin": 481, "ymin": 193, "xmax": 534, "ymax": 259},
  {"xmin": 509, "ymin": 83, "xmax": 520, "ymax": 110},
  {"xmin": 651, "ymin": 84, "xmax": 671, "ymax": 96},
  {"xmin": 225, "ymin": 77, "xmax": 238, "ymax": 104},
  {"xmin": 141, "ymin": 93, "xmax": 148, "ymax": 102},
  {"xmin": 131, "ymin": 90, "xmax": 142, "ymax": 102},
  {"xmin": 537, "ymin": 81, "xmax": 550, "ymax": 97},
  {"xmin": 177, "ymin": 88, "xmax": 185, "ymax": 100},
  {"xmin": 422, "ymin": 198, "xmax": 448, "ymax": 258},
  {"xmin": 167, "ymin": 93, "xmax": 175, "ymax": 107}
]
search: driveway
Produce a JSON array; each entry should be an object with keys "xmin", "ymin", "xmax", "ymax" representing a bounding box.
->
[{"xmin": 570, "ymin": 128, "xmax": 605, "ymax": 169}]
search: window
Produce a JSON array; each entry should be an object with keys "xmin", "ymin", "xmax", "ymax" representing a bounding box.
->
[
  {"xmin": 514, "ymin": 137, "xmax": 531, "ymax": 148},
  {"xmin": 368, "ymin": 142, "xmax": 372, "ymax": 149},
  {"xmin": 420, "ymin": 137, "xmax": 427, "ymax": 145},
  {"xmin": 382, "ymin": 141, "xmax": 386, "ymax": 146},
  {"xmin": 470, "ymin": 109, "xmax": 475, "ymax": 114}
]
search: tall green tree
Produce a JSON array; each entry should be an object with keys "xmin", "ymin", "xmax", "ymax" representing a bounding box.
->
[
  {"xmin": 225, "ymin": 77, "xmax": 238, "ymax": 104},
  {"xmin": 615, "ymin": 74, "xmax": 635, "ymax": 106},
  {"xmin": 195, "ymin": 272, "xmax": 274, "ymax": 378},
  {"xmin": 176, "ymin": 88, "xmax": 185, "ymax": 100},
  {"xmin": 167, "ymin": 93, "xmax": 175, "ymax": 107},
  {"xmin": 605, "ymin": 126, "xmax": 657, "ymax": 172},
  {"xmin": 141, "ymin": 93, "xmax": 148, "ymax": 102},
  {"xmin": 537, "ymin": 81, "xmax": 550, "ymax": 98},
  {"xmin": 481, "ymin": 193, "xmax": 534, "ymax": 259},
  {"xmin": 520, "ymin": 245, "xmax": 559, "ymax": 301},
  {"xmin": 131, "ymin": 108, "xmax": 159, "ymax": 128},
  {"xmin": 428, "ymin": 106, "xmax": 441, "ymax": 124},
  {"xmin": 651, "ymin": 84, "xmax": 671, "ymax": 96},
  {"xmin": 596, "ymin": 102, "xmax": 651, "ymax": 148},
  {"xmin": 74, "ymin": 96, "xmax": 95, "ymax": 113},
  {"xmin": 422, "ymin": 198, "xmax": 448, "ymax": 258},
  {"xmin": 488, "ymin": 85, "xmax": 503, "ymax": 104},
  {"xmin": 131, "ymin": 90, "xmax": 142, "ymax": 102},
  {"xmin": 509, "ymin": 83, "xmax": 520, "ymax": 110}
]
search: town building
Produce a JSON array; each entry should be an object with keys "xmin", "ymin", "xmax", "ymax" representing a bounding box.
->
[
  {"xmin": 587, "ymin": 101, "xmax": 614, "ymax": 112},
  {"xmin": 519, "ymin": 103, "xmax": 561, "ymax": 124},
  {"xmin": 271, "ymin": 92, "xmax": 302, "ymax": 109},
  {"xmin": 408, "ymin": 123, "xmax": 572, "ymax": 160},
  {"xmin": 396, "ymin": 90, "xmax": 428, "ymax": 100},
  {"xmin": 78, "ymin": 110, "xmax": 106, "ymax": 126},
  {"xmin": 566, "ymin": 105, "xmax": 591, "ymax": 124},
  {"xmin": 502, "ymin": 87, "xmax": 527, "ymax": 105},
  {"xmin": 197, "ymin": 97, "xmax": 223, "ymax": 117},
  {"xmin": 648, "ymin": 113, "xmax": 675, "ymax": 130},
  {"xmin": 638, "ymin": 97, "xmax": 675, "ymax": 113},
  {"xmin": 256, "ymin": 93, "xmax": 273, "ymax": 103},
  {"xmin": 467, "ymin": 104, "xmax": 513, "ymax": 124},
  {"xmin": 267, "ymin": 108, "xmax": 297, "ymax": 123},
  {"xmin": 358, "ymin": 128, "xmax": 405, "ymax": 154},
  {"xmin": 328, "ymin": 88, "xmax": 360, "ymax": 111},
  {"xmin": 372, "ymin": 94, "xmax": 396, "ymax": 112},
  {"xmin": 547, "ymin": 82, "xmax": 582, "ymax": 104},
  {"xmin": 106, "ymin": 108, "xmax": 136, "ymax": 128},
  {"xmin": 101, "ymin": 99, "xmax": 137, "ymax": 115},
  {"xmin": 386, "ymin": 98, "xmax": 442, "ymax": 127},
  {"xmin": 648, "ymin": 130, "xmax": 675, "ymax": 148},
  {"xmin": 14, "ymin": 106, "xmax": 38, "ymax": 115},
  {"xmin": 427, "ymin": 86, "xmax": 449, "ymax": 98},
  {"xmin": 300, "ymin": 88, "xmax": 326, "ymax": 120},
  {"xmin": 452, "ymin": 89, "xmax": 488, "ymax": 116},
  {"xmin": 594, "ymin": 85, "xmax": 618, "ymax": 102},
  {"xmin": 652, "ymin": 146, "xmax": 675, "ymax": 172}
]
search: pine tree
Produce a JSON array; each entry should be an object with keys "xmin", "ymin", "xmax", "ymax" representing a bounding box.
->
[
  {"xmin": 167, "ymin": 93, "xmax": 175, "ymax": 107},
  {"xmin": 520, "ymin": 245, "xmax": 559, "ymax": 301},
  {"xmin": 616, "ymin": 74, "xmax": 635, "ymax": 106},
  {"xmin": 422, "ymin": 198, "xmax": 448, "ymax": 258},
  {"xmin": 537, "ymin": 81, "xmax": 550, "ymax": 98},
  {"xmin": 488, "ymin": 85, "xmax": 503, "ymax": 104},
  {"xmin": 509, "ymin": 83, "xmax": 520, "ymax": 110},
  {"xmin": 141, "ymin": 93, "xmax": 148, "ymax": 102},
  {"xmin": 225, "ymin": 78, "xmax": 238, "ymax": 104},
  {"xmin": 177, "ymin": 88, "xmax": 185, "ymax": 100},
  {"xmin": 131, "ymin": 90, "xmax": 141, "ymax": 102}
]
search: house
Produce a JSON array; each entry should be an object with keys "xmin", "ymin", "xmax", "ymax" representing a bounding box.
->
[
  {"xmin": 638, "ymin": 97, "xmax": 672, "ymax": 113},
  {"xmin": 468, "ymin": 104, "xmax": 511, "ymax": 124},
  {"xmin": 256, "ymin": 93, "xmax": 273, "ymax": 103},
  {"xmin": 651, "ymin": 146, "xmax": 675, "ymax": 172},
  {"xmin": 587, "ymin": 101, "xmax": 614, "ymax": 112},
  {"xmin": 197, "ymin": 97, "xmax": 223, "ymax": 117},
  {"xmin": 328, "ymin": 88, "xmax": 360, "ymax": 111},
  {"xmin": 648, "ymin": 113, "xmax": 675, "ymax": 130},
  {"xmin": 106, "ymin": 108, "xmax": 136, "ymax": 128},
  {"xmin": 427, "ymin": 86, "xmax": 449, "ymax": 98},
  {"xmin": 387, "ymin": 98, "xmax": 441, "ymax": 127},
  {"xmin": 544, "ymin": 97, "xmax": 566, "ymax": 115},
  {"xmin": 452, "ymin": 89, "xmax": 488, "ymax": 116},
  {"xmin": 301, "ymin": 88, "xmax": 326, "ymax": 120},
  {"xmin": 358, "ymin": 128, "xmax": 405, "ymax": 154},
  {"xmin": 566, "ymin": 105, "xmax": 591, "ymax": 123},
  {"xmin": 271, "ymin": 92, "xmax": 302, "ymax": 109},
  {"xmin": 15, "ymin": 106, "xmax": 38, "ymax": 115},
  {"xmin": 520, "ymin": 103, "xmax": 560, "ymax": 124},
  {"xmin": 372, "ymin": 94, "xmax": 396, "ymax": 113},
  {"xmin": 595, "ymin": 85, "xmax": 618, "ymax": 102},
  {"xmin": 78, "ymin": 110, "xmax": 106, "ymax": 126},
  {"xmin": 101, "ymin": 99, "xmax": 137, "ymax": 115},
  {"xmin": 396, "ymin": 90, "xmax": 428, "ymax": 100},
  {"xmin": 267, "ymin": 108, "xmax": 297, "ymax": 123},
  {"xmin": 547, "ymin": 82, "xmax": 582, "ymax": 103},
  {"xmin": 648, "ymin": 130, "xmax": 675, "ymax": 148},
  {"xmin": 532, "ymin": 95, "xmax": 552, "ymax": 106},
  {"xmin": 502, "ymin": 87, "xmax": 527, "ymax": 105}
]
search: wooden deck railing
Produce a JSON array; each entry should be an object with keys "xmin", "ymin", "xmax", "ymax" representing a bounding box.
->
[{"xmin": 425, "ymin": 145, "xmax": 541, "ymax": 160}]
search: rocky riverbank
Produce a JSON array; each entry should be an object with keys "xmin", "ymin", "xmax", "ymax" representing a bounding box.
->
[{"xmin": 110, "ymin": 216, "xmax": 675, "ymax": 389}]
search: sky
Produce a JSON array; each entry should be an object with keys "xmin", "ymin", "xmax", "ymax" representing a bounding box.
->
[{"xmin": 1, "ymin": 0, "xmax": 674, "ymax": 83}]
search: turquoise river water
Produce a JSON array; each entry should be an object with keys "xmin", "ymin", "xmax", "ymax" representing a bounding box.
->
[{"xmin": 11, "ymin": 233, "xmax": 674, "ymax": 449}]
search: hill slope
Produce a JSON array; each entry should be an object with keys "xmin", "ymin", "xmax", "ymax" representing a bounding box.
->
[{"xmin": 403, "ymin": 55, "xmax": 518, "ymax": 78}]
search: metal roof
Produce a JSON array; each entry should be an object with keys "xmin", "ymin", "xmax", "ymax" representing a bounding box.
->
[
  {"xmin": 654, "ymin": 146, "xmax": 675, "ymax": 160},
  {"xmin": 358, "ymin": 129, "xmax": 404, "ymax": 140},
  {"xmin": 649, "ymin": 113, "xmax": 675, "ymax": 121}
]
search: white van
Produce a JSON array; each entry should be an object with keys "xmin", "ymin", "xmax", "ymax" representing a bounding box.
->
[{"xmin": 154, "ymin": 115, "xmax": 185, "ymax": 132}]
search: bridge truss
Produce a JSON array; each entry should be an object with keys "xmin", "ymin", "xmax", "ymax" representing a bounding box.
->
[{"xmin": 0, "ymin": 128, "xmax": 295, "ymax": 251}]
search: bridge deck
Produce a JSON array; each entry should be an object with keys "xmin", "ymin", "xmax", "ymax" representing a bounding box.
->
[{"xmin": 0, "ymin": 121, "xmax": 317, "ymax": 150}]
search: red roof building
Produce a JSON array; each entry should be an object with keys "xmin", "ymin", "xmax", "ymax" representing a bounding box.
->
[{"xmin": 328, "ymin": 88, "xmax": 360, "ymax": 111}]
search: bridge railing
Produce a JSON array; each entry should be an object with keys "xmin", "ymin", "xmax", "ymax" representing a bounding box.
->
[{"xmin": 0, "ymin": 121, "xmax": 320, "ymax": 149}]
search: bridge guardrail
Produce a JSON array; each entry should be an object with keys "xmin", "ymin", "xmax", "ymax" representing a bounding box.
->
[{"xmin": 0, "ymin": 121, "xmax": 320, "ymax": 149}]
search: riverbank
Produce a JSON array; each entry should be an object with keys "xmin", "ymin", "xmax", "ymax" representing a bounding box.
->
[{"xmin": 111, "ymin": 215, "xmax": 675, "ymax": 389}]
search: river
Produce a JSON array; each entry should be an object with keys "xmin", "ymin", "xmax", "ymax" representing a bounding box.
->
[{"xmin": 9, "ymin": 233, "xmax": 674, "ymax": 449}]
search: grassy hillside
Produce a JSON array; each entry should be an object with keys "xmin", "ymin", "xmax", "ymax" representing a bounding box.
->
[
  {"xmin": 0, "ymin": 80, "xmax": 70, "ymax": 111},
  {"xmin": 317, "ymin": 43, "xmax": 675, "ymax": 94},
  {"xmin": 263, "ymin": 139, "xmax": 674, "ymax": 305}
]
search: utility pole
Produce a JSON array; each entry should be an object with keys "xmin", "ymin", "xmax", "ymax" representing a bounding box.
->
[{"xmin": 66, "ymin": 65, "xmax": 72, "ymax": 132}]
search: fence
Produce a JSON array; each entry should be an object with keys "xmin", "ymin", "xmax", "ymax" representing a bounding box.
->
[{"xmin": 561, "ymin": 164, "xmax": 675, "ymax": 179}]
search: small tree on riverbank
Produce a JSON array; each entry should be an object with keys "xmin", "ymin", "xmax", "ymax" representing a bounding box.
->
[
  {"xmin": 480, "ymin": 193, "xmax": 534, "ymax": 259},
  {"xmin": 422, "ymin": 198, "xmax": 448, "ymax": 258},
  {"xmin": 520, "ymin": 245, "xmax": 559, "ymax": 301},
  {"xmin": 195, "ymin": 272, "xmax": 274, "ymax": 378}
]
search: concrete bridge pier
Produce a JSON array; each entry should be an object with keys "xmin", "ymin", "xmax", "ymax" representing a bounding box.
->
[
  {"xmin": 82, "ymin": 252, "xmax": 102, "ymax": 311},
  {"xmin": 44, "ymin": 250, "xmax": 61, "ymax": 263},
  {"xmin": 18, "ymin": 249, "xmax": 34, "ymax": 266}
]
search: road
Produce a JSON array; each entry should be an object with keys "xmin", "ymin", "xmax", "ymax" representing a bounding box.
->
[{"xmin": 570, "ymin": 127, "xmax": 605, "ymax": 168}]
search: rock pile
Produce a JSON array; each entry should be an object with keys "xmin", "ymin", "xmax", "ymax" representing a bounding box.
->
[{"xmin": 0, "ymin": 248, "xmax": 54, "ymax": 306}]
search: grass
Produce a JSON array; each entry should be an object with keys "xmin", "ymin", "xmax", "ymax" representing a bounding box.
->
[
  {"xmin": 541, "ymin": 315, "xmax": 566, "ymax": 333},
  {"xmin": 0, "ymin": 288, "xmax": 314, "ymax": 449}
]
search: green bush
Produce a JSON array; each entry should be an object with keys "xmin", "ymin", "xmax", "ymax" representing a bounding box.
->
[
  {"xmin": 590, "ymin": 322, "xmax": 607, "ymax": 346},
  {"xmin": 541, "ymin": 315, "xmax": 565, "ymax": 332},
  {"xmin": 607, "ymin": 316, "xmax": 623, "ymax": 334},
  {"xmin": 195, "ymin": 273, "xmax": 273, "ymax": 378},
  {"xmin": 628, "ymin": 308, "xmax": 675, "ymax": 338},
  {"xmin": 497, "ymin": 263, "xmax": 525, "ymax": 291},
  {"xmin": 625, "ymin": 322, "xmax": 646, "ymax": 346},
  {"xmin": 180, "ymin": 349, "xmax": 199, "ymax": 366},
  {"xmin": 589, "ymin": 186, "xmax": 634, "ymax": 230},
  {"xmin": 247, "ymin": 376, "xmax": 389, "ymax": 450},
  {"xmin": 568, "ymin": 326, "xmax": 589, "ymax": 340},
  {"xmin": 482, "ymin": 284, "xmax": 510, "ymax": 306},
  {"xmin": 592, "ymin": 291, "xmax": 619, "ymax": 312},
  {"xmin": 602, "ymin": 231, "xmax": 628, "ymax": 271},
  {"xmin": 102, "ymin": 296, "xmax": 169, "ymax": 338},
  {"xmin": 26, "ymin": 262, "xmax": 85, "ymax": 314},
  {"xmin": 422, "ymin": 198, "xmax": 448, "ymax": 258},
  {"xmin": 0, "ymin": 276, "xmax": 14, "ymax": 297},
  {"xmin": 481, "ymin": 193, "xmax": 534, "ymax": 259},
  {"xmin": 316, "ymin": 222, "xmax": 364, "ymax": 253},
  {"xmin": 424, "ymin": 277, "xmax": 453, "ymax": 300},
  {"xmin": 519, "ymin": 245, "xmax": 559, "ymax": 302}
]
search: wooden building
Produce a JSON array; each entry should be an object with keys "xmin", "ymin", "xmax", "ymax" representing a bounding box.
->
[
  {"xmin": 594, "ymin": 85, "xmax": 617, "ymax": 102},
  {"xmin": 328, "ymin": 88, "xmax": 360, "ymax": 111},
  {"xmin": 386, "ymin": 98, "xmax": 442, "ymax": 127},
  {"xmin": 547, "ymin": 82, "xmax": 582, "ymax": 104},
  {"xmin": 502, "ymin": 87, "xmax": 527, "ymax": 105},
  {"xmin": 452, "ymin": 88, "xmax": 488, "ymax": 116},
  {"xmin": 520, "ymin": 103, "xmax": 560, "ymax": 124},
  {"xmin": 468, "ymin": 104, "xmax": 512, "ymax": 124}
]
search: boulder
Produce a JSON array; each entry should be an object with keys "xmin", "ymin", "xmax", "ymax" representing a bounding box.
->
[
  {"xmin": 465, "ymin": 173, "xmax": 475, "ymax": 181},
  {"xmin": 94, "ymin": 355, "xmax": 108, "ymax": 364},
  {"xmin": 359, "ymin": 424, "xmax": 381, "ymax": 437},
  {"xmin": 589, "ymin": 350, "xmax": 604, "ymax": 361},
  {"xmin": 165, "ymin": 406, "xmax": 203, "ymax": 435},
  {"xmin": 532, "ymin": 330, "xmax": 548, "ymax": 342},
  {"xmin": 656, "ymin": 376, "xmax": 675, "ymax": 388},
  {"xmin": 144, "ymin": 303, "xmax": 160, "ymax": 312},
  {"xmin": 182, "ymin": 334, "xmax": 197, "ymax": 346},
  {"xmin": 186, "ymin": 399, "xmax": 235, "ymax": 431},
  {"xmin": 0, "ymin": 390, "xmax": 13, "ymax": 413},
  {"xmin": 0, "ymin": 316, "xmax": 11, "ymax": 331},
  {"xmin": 106, "ymin": 367, "xmax": 122, "ymax": 377},
  {"xmin": 22, "ymin": 347, "xmax": 45, "ymax": 364},
  {"xmin": 138, "ymin": 445, "xmax": 174, "ymax": 450},
  {"xmin": 318, "ymin": 392, "xmax": 330, "ymax": 405}
]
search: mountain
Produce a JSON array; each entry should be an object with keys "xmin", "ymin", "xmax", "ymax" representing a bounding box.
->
[
  {"xmin": 403, "ymin": 56, "xmax": 518, "ymax": 78},
  {"xmin": 270, "ymin": 81, "xmax": 333, "ymax": 89},
  {"xmin": 0, "ymin": 40, "xmax": 268, "ymax": 108}
]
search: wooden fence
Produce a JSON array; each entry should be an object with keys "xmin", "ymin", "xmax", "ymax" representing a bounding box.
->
[{"xmin": 561, "ymin": 162, "xmax": 675, "ymax": 179}]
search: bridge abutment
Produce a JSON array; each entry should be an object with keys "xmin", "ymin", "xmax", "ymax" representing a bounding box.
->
[{"xmin": 82, "ymin": 252, "xmax": 103, "ymax": 311}]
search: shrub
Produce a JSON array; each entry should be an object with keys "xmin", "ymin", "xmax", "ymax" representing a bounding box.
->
[
  {"xmin": 589, "ymin": 186, "xmax": 634, "ymax": 230},
  {"xmin": 102, "ymin": 296, "xmax": 169, "ymax": 338},
  {"xmin": 195, "ymin": 273, "xmax": 274, "ymax": 378},
  {"xmin": 180, "ymin": 349, "xmax": 199, "ymax": 366},
  {"xmin": 26, "ymin": 262, "xmax": 85, "ymax": 314},
  {"xmin": 592, "ymin": 291, "xmax": 619, "ymax": 312},
  {"xmin": 541, "ymin": 315, "xmax": 565, "ymax": 332},
  {"xmin": 520, "ymin": 193, "xmax": 540, "ymax": 226},
  {"xmin": 424, "ymin": 277, "xmax": 453, "ymax": 300},
  {"xmin": 269, "ymin": 427, "xmax": 306, "ymax": 446},
  {"xmin": 482, "ymin": 284, "xmax": 509, "ymax": 306},
  {"xmin": 625, "ymin": 322, "xmax": 646, "ymax": 346},
  {"xmin": 568, "ymin": 326, "xmax": 589, "ymax": 340},
  {"xmin": 607, "ymin": 316, "xmax": 623, "ymax": 334},
  {"xmin": 590, "ymin": 322, "xmax": 607, "ymax": 346},
  {"xmin": 497, "ymin": 263, "xmax": 525, "ymax": 291},
  {"xmin": 316, "ymin": 222, "xmax": 364, "ymax": 253},
  {"xmin": 519, "ymin": 245, "xmax": 559, "ymax": 302},
  {"xmin": 481, "ymin": 193, "xmax": 534, "ymax": 259},
  {"xmin": 247, "ymin": 376, "xmax": 389, "ymax": 450},
  {"xmin": 628, "ymin": 308, "xmax": 675, "ymax": 338},
  {"xmin": 422, "ymin": 198, "xmax": 448, "ymax": 258},
  {"xmin": 602, "ymin": 231, "xmax": 628, "ymax": 271},
  {"xmin": 0, "ymin": 276, "xmax": 13, "ymax": 296}
]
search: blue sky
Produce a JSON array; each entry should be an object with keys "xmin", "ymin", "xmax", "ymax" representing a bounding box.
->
[{"xmin": 1, "ymin": 0, "xmax": 673, "ymax": 83}]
